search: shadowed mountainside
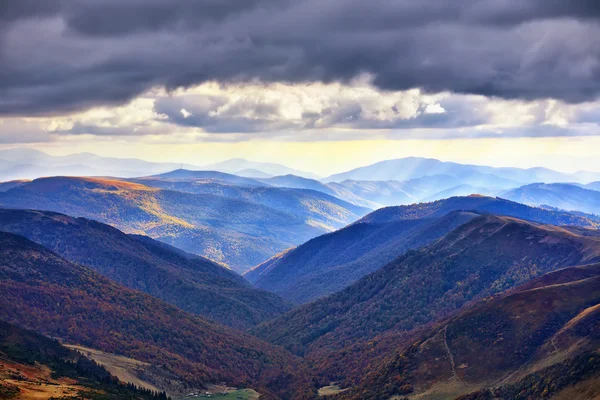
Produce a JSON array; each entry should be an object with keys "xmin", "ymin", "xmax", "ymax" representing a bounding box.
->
[
  {"xmin": 0, "ymin": 232, "xmax": 314, "ymax": 399},
  {"xmin": 0, "ymin": 208, "xmax": 291, "ymax": 329},
  {"xmin": 247, "ymin": 196, "xmax": 600, "ymax": 304},
  {"xmin": 252, "ymin": 214, "xmax": 600, "ymax": 356}
]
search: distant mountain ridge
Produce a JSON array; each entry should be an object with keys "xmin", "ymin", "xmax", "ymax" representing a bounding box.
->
[
  {"xmin": 324, "ymin": 157, "xmax": 600, "ymax": 184},
  {"xmin": 201, "ymin": 157, "xmax": 320, "ymax": 179},
  {"xmin": 247, "ymin": 196, "xmax": 600, "ymax": 304},
  {"xmin": 501, "ymin": 182, "xmax": 600, "ymax": 215}
]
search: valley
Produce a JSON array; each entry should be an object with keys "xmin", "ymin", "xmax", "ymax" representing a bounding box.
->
[{"xmin": 1, "ymin": 156, "xmax": 600, "ymax": 400}]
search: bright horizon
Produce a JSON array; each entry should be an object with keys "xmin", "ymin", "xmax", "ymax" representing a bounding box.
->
[{"xmin": 4, "ymin": 135, "xmax": 600, "ymax": 177}]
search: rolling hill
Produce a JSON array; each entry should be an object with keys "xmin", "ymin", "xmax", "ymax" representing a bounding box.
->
[
  {"xmin": 128, "ymin": 175, "xmax": 370, "ymax": 232},
  {"xmin": 0, "ymin": 176, "xmax": 333, "ymax": 272},
  {"xmin": 0, "ymin": 232, "xmax": 314, "ymax": 399},
  {"xmin": 339, "ymin": 263, "xmax": 600, "ymax": 399},
  {"xmin": 251, "ymin": 214, "xmax": 600, "ymax": 356},
  {"xmin": 0, "ymin": 208, "xmax": 291, "ymax": 329},
  {"xmin": 0, "ymin": 320, "xmax": 170, "ymax": 400},
  {"xmin": 501, "ymin": 182, "xmax": 600, "ymax": 215},
  {"xmin": 246, "ymin": 196, "xmax": 600, "ymax": 304}
]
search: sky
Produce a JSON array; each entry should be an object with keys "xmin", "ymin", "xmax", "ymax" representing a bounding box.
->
[{"xmin": 1, "ymin": 0, "xmax": 600, "ymax": 175}]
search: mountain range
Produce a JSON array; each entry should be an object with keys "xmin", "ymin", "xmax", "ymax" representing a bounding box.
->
[
  {"xmin": 0, "ymin": 176, "xmax": 368, "ymax": 272},
  {"xmin": 252, "ymin": 214, "xmax": 600, "ymax": 356},
  {"xmin": 1, "ymin": 151, "xmax": 600, "ymax": 399},
  {"xmin": 501, "ymin": 183, "xmax": 600, "ymax": 216},
  {"xmin": 0, "ymin": 148, "xmax": 318, "ymax": 181},
  {"xmin": 246, "ymin": 196, "xmax": 600, "ymax": 304},
  {"xmin": 324, "ymin": 157, "xmax": 600, "ymax": 184}
]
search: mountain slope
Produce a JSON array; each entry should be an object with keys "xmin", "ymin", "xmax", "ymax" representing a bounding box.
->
[
  {"xmin": 246, "ymin": 211, "xmax": 478, "ymax": 304},
  {"xmin": 340, "ymin": 263, "xmax": 600, "ymax": 400},
  {"xmin": 251, "ymin": 215, "xmax": 600, "ymax": 356},
  {"xmin": 247, "ymin": 196, "xmax": 600, "ymax": 304},
  {"xmin": 128, "ymin": 176, "xmax": 370, "ymax": 232},
  {"xmin": 0, "ymin": 208, "xmax": 291, "ymax": 329},
  {"xmin": 502, "ymin": 183, "xmax": 600, "ymax": 215},
  {"xmin": 0, "ymin": 176, "xmax": 327, "ymax": 272},
  {"xmin": 0, "ymin": 320, "xmax": 169, "ymax": 400},
  {"xmin": 0, "ymin": 232, "xmax": 313, "ymax": 399}
]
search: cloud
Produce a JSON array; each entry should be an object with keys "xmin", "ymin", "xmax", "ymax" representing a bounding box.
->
[
  {"xmin": 2, "ymin": 79, "xmax": 600, "ymax": 144},
  {"xmin": 0, "ymin": 0, "xmax": 599, "ymax": 117}
]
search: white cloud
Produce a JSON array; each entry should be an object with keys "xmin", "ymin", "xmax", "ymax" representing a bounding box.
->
[{"xmin": 0, "ymin": 79, "xmax": 599, "ymax": 144}]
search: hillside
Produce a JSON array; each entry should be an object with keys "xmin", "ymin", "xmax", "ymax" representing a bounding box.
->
[
  {"xmin": 0, "ymin": 209, "xmax": 291, "ymax": 329},
  {"xmin": 339, "ymin": 263, "xmax": 600, "ymax": 399},
  {"xmin": 128, "ymin": 176, "xmax": 370, "ymax": 232},
  {"xmin": 247, "ymin": 196, "xmax": 600, "ymax": 304},
  {"xmin": 0, "ymin": 232, "xmax": 313, "ymax": 399},
  {"xmin": 502, "ymin": 182, "xmax": 600, "ymax": 215},
  {"xmin": 251, "ymin": 215, "xmax": 600, "ymax": 356},
  {"xmin": 0, "ymin": 320, "xmax": 170, "ymax": 400},
  {"xmin": 0, "ymin": 176, "xmax": 328, "ymax": 272},
  {"xmin": 246, "ymin": 211, "xmax": 478, "ymax": 304}
]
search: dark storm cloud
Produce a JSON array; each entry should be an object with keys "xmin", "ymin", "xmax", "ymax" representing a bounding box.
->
[{"xmin": 1, "ymin": 0, "xmax": 600, "ymax": 117}]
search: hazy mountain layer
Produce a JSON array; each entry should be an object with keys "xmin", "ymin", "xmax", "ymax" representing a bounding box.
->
[
  {"xmin": 502, "ymin": 182, "xmax": 600, "ymax": 215},
  {"xmin": 0, "ymin": 176, "xmax": 330, "ymax": 272}
]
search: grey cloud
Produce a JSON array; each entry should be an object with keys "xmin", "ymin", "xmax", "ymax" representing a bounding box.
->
[{"xmin": 1, "ymin": 0, "xmax": 600, "ymax": 117}]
